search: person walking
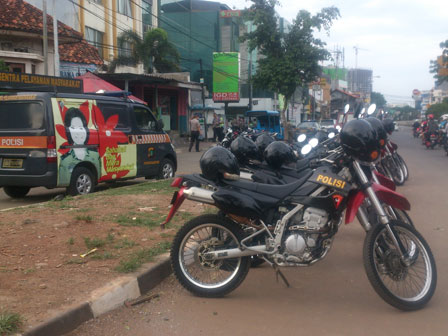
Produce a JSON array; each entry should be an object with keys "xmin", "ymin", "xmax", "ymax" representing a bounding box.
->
[
  {"xmin": 212, "ymin": 113, "xmax": 220, "ymax": 142},
  {"xmin": 189, "ymin": 114, "xmax": 201, "ymax": 152}
]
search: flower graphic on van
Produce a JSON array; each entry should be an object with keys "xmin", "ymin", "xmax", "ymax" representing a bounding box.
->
[
  {"xmin": 55, "ymin": 101, "xmax": 97, "ymax": 155},
  {"xmin": 91, "ymin": 104, "xmax": 131, "ymax": 181}
]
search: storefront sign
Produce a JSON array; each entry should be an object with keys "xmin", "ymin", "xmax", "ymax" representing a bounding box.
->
[
  {"xmin": 220, "ymin": 10, "xmax": 241, "ymax": 18},
  {"xmin": 0, "ymin": 72, "xmax": 82, "ymax": 93}
]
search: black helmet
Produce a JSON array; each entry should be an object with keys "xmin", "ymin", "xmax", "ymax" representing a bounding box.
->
[
  {"xmin": 264, "ymin": 141, "xmax": 296, "ymax": 169},
  {"xmin": 382, "ymin": 118, "xmax": 395, "ymax": 134},
  {"xmin": 340, "ymin": 119, "xmax": 381, "ymax": 163},
  {"xmin": 230, "ymin": 136, "xmax": 260, "ymax": 163},
  {"xmin": 365, "ymin": 117, "xmax": 388, "ymax": 148},
  {"xmin": 200, "ymin": 146, "xmax": 240, "ymax": 181},
  {"xmin": 255, "ymin": 133, "xmax": 275, "ymax": 155}
]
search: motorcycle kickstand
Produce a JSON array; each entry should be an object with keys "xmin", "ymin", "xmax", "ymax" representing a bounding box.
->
[{"xmin": 270, "ymin": 262, "xmax": 290, "ymax": 288}]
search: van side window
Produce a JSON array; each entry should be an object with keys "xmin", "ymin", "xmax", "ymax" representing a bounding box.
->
[
  {"xmin": 134, "ymin": 106, "xmax": 157, "ymax": 131},
  {"xmin": 97, "ymin": 103, "xmax": 130, "ymax": 130}
]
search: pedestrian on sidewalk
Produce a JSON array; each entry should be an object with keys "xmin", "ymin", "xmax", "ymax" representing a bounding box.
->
[
  {"xmin": 189, "ymin": 114, "xmax": 201, "ymax": 152},
  {"xmin": 212, "ymin": 113, "xmax": 220, "ymax": 142}
]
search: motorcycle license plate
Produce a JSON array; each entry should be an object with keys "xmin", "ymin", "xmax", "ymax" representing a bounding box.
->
[
  {"xmin": 170, "ymin": 191, "xmax": 179, "ymax": 204},
  {"xmin": 2, "ymin": 158, "xmax": 23, "ymax": 169}
]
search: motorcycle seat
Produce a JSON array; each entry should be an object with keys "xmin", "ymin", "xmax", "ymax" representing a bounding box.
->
[{"xmin": 224, "ymin": 170, "xmax": 313, "ymax": 199}]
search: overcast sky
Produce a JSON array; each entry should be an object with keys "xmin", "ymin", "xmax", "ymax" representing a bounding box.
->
[{"xmin": 223, "ymin": 0, "xmax": 448, "ymax": 105}]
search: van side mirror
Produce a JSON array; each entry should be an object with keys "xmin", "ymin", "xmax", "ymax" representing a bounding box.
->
[{"xmin": 156, "ymin": 119, "xmax": 164, "ymax": 131}]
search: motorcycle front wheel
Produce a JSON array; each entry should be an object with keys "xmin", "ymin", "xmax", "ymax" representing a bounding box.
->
[
  {"xmin": 382, "ymin": 157, "xmax": 405, "ymax": 186},
  {"xmin": 363, "ymin": 221, "xmax": 437, "ymax": 311},
  {"xmin": 170, "ymin": 214, "xmax": 251, "ymax": 297},
  {"xmin": 395, "ymin": 154, "xmax": 409, "ymax": 181}
]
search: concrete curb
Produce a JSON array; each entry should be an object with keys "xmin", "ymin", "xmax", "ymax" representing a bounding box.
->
[{"xmin": 23, "ymin": 257, "xmax": 172, "ymax": 336}]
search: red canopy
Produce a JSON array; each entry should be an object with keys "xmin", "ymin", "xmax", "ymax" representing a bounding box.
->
[{"xmin": 76, "ymin": 72, "xmax": 146, "ymax": 105}]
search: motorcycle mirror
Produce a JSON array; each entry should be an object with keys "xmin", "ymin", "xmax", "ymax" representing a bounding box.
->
[
  {"xmin": 328, "ymin": 132, "xmax": 335, "ymax": 139},
  {"xmin": 367, "ymin": 104, "xmax": 377, "ymax": 115},
  {"xmin": 297, "ymin": 134, "xmax": 306, "ymax": 143},
  {"xmin": 344, "ymin": 104, "xmax": 350, "ymax": 114},
  {"xmin": 309, "ymin": 138, "xmax": 319, "ymax": 148},
  {"xmin": 301, "ymin": 144, "xmax": 312, "ymax": 156},
  {"xmin": 360, "ymin": 107, "xmax": 366, "ymax": 117}
]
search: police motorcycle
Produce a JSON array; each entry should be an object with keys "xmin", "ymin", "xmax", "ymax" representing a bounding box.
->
[{"xmin": 165, "ymin": 119, "xmax": 436, "ymax": 311}]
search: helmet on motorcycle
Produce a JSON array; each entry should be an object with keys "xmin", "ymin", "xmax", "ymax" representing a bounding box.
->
[
  {"xmin": 382, "ymin": 118, "xmax": 395, "ymax": 134},
  {"xmin": 340, "ymin": 119, "xmax": 381, "ymax": 163},
  {"xmin": 365, "ymin": 117, "xmax": 388, "ymax": 148},
  {"xmin": 230, "ymin": 136, "xmax": 260, "ymax": 163},
  {"xmin": 428, "ymin": 114, "xmax": 434, "ymax": 120},
  {"xmin": 200, "ymin": 146, "xmax": 240, "ymax": 181},
  {"xmin": 263, "ymin": 141, "xmax": 296, "ymax": 169},
  {"xmin": 255, "ymin": 133, "xmax": 275, "ymax": 156}
]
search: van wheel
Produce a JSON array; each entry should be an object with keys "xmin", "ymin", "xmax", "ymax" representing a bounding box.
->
[
  {"xmin": 157, "ymin": 159, "xmax": 175, "ymax": 179},
  {"xmin": 68, "ymin": 167, "xmax": 95, "ymax": 196},
  {"xmin": 3, "ymin": 186, "xmax": 30, "ymax": 198}
]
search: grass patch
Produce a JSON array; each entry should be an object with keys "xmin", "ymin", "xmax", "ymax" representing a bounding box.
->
[
  {"xmin": 0, "ymin": 311, "xmax": 22, "ymax": 335},
  {"xmin": 75, "ymin": 215, "xmax": 94, "ymax": 222},
  {"xmin": 115, "ymin": 212, "xmax": 164, "ymax": 228},
  {"xmin": 90, "ymin": 252, "xmax": 116, "ymax": 260},
  {"xmin": 113, "ymin": 238, "xmax": 137, "ymax": 249},
  {"xmin": 115, "ymin": 241, "xmax": 171, "ymax": 273},
  {"xmin": 23, "ymin": 268, "xmax": 35, "ymax": 275},
  {"xmin": 84, "ymin": 237, "xmax": 106, "ymax": 249},
  {"xmin": 99, "ymin": 179, "xmax": 174, "ymax": 196},
  {"xmin": 68, "ymin": 237, "xmax": 75, "ymax": 245}
]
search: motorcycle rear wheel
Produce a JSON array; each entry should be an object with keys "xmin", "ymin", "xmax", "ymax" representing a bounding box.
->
[
  {"xmin": 170, "ymin": 214, "xmax": 250, "ymax": 297},
  {"xmin": 363, "ymin": 221, "xmax": 436, "ymax": 311}
]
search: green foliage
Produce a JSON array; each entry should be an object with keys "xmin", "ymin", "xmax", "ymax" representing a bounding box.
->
[
  {"xmin": 392, "ymin": 105, "xmax": 419, "ymax": 120},
  {"xmin": 84, "ymin": 237, "xmax": 107, "ymax": 249},
  {"xmin": 427, "ymin": 102, "xmax": 448, "ymax": 119},
  {"xmin": 429, "ymin": 39, "xmax": 448, "ymax": 86},
  {"xmin": 0, "ymin": 59, "xmax": 8, "ymax": 72},
  {"xmin": 370, "ymin": 92, "xmax": 387, "ymax": 109},
  {"xmin": 241, "ymin": 0, "xmax": 339, "ymax": 140},
  {"xmin": 115, "ymin": 241, "xmax": 171, "ymax": 273},
  {"xmin": 0, "ymin": 311, "xmax": 22, "ymax": 335},
  {"xmin": 109, "ymin": 28, "xmax": 180, "ymax": 74}
]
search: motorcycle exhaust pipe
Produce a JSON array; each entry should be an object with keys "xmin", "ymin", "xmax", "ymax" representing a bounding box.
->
[
  {"xmin": 183, "ymin": 187, "xmax": 215, "ymax": 204},
  {"xmin": 203, "ymin": 245, "xmax": 268, "ymax": 260}
]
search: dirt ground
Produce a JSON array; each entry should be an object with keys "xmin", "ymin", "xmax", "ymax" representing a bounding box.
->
[{"xmin": 0, "ymin": 180, "xmax": 210, "ymax": 331}]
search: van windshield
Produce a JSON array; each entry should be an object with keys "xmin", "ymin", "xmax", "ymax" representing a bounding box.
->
[{"xmin": 0, "ymin": 101, "xmax": 45, "ymax": 130}]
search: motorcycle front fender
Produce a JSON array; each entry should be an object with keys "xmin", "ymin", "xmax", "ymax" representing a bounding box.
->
[
  {"xmin": 373, "ymin": 170, "xmax": 396, "ymax": 190},
  {"xmin": 345, "ymin": 183, "xmax": 411, "ymax": 224}
]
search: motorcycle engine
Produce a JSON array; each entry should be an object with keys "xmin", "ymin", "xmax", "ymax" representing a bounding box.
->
[{"xmin": 282, "ymin": 207, "xmax": 330, "ymax": 263}]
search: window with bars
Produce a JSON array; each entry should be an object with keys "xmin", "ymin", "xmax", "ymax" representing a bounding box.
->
[{"xmin": 85, "ymin": 26, "xmax": 104, "ymax": 58}]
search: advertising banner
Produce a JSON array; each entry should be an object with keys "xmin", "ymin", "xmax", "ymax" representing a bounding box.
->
[{"xmin": 213, "ymin": 52, "xmax": 240, "ymax": 102}]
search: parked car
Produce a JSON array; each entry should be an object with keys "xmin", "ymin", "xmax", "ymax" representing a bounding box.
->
[
  {"xmin": 320, "ymin": 119, "xmax": 336, "ymax": 130},
  {"xmin": 296, "ymin": 120, "xmax": 320, "ymax": 134},
  {"xmin": 0, "ymin": 91, "xmax": 177, "ymax": 198}
]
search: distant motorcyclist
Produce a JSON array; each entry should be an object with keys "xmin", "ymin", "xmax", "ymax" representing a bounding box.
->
[
  {"xmin": 425, "ymin": 114, "xmax": 439, "ymax": 144},
  {"xmin": 412, "ymin": 119, "xmax": 420, "ymax": 131}
]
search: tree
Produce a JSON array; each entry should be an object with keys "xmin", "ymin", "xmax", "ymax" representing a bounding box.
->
[
  {"xmin": 0, "ymin": 59, "xmax": 8, "ymax": 72},
  {"xmin": 109, "ymin": 28, "xmax": 180, "ymax": 74},
  {"xmin": 370, "ymin": 91, "xmax": 387, "ymax": 109},
  {"xmin": 392, "ymin": 105, "xmax": 419, "ymax": 120},
  {"xmin": 241, "ymin": 0, "xmax": 339, "ymax": 140},
  {"xmin": 427, "ymin": 102, "xmax": 448, "ymax": 120},
  {"xmin": 429, "ymin": 39, "xmax": 448, "ymax": 86}
]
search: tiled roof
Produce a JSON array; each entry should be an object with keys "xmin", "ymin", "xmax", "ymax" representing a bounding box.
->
[
  {"xmin": 0, "ymin": 0, "xmax": 103, "ymax": 65},
  {"xmin": 0, "ymin": 0, "xmax": 82, "ymax": 39},
  {"xmin": 59, "ymin": 41, "xmax": 103, "ymax": 65}
]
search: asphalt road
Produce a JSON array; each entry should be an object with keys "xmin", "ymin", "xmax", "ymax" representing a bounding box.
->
[
  {"xmin": 67, "ymin": 127, "xmax": 448, "ymax": 336},
  {"xmin": 0, "ymin": 147, "xmax": 206, "ymax": 210}
]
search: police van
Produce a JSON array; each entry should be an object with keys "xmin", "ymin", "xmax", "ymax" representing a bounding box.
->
[{"xmin": 0, "ymin": 92, "xmax": 177, "ymax": 198}]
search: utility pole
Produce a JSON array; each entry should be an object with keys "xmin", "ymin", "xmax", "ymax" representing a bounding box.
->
[
  {"xmin": 248, "ymin": 57, "xmax": 253, "ymax": 111},
  {"xmin": 53, "ymin": 0, "xmax": 59, "ymax": 77},
  {"xmin": 43, "ymin": 0, "xmax": 48, "ymax": 75},
  {"xmin": 199, "ymin": 58, "xmax": 207, "ymax": 140}
]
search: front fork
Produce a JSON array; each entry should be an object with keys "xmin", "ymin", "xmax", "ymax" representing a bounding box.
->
[{"xmin": 353, "ymin": 161, "xmax": 408, "ymax": 262}]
